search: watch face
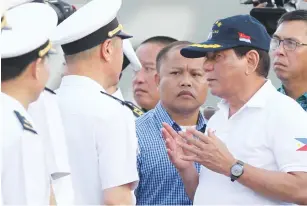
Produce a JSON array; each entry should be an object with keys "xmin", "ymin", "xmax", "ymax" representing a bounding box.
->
[{"xmin": 231, "ymin": 164, "xmax": 243, "ymax": 176}]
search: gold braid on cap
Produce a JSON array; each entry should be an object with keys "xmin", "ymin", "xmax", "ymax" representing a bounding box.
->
[
  {"xmin": 38, "ymin": 41, "xmax": 52, "ymax": 57},
  {"xmin": 108, "ymin": 24, "xmax": 123, "ymax": 37},
  {"xmin": 1, "ymin": 15, "xmax": 8, "ymax": 29}
]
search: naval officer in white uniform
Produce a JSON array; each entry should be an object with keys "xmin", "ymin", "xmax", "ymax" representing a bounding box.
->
[
  {"xmin": 1, "ymin": 2, "xmax": 58, "ymax": 204},
  {"xmin": 28, "ymin": 87, "xmax": 73, "ymax": 205},
  {"xmin": 51, "ymin": 0, "xmax": 140, "ymax": 204},
  {"xmin": 107, "ymin": 39, "xmax": 142, "ymax": 205}
]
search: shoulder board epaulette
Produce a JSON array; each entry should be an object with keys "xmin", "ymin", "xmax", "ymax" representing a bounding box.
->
[
  {"xmin": 100, "ymin": 91, "xmax": 144, "ymax": 117},
  {"xmin": 125, "ymin": 101, "xmax": 144, "ymax": 117},
  {"xmin": 44, "ymin": 87, "xmax": 56, "ymax": 95},
  {"xmin": 100, "ymin": 91, "xmax": 125, "ymax": 105},
  {"xmin": 14, "ymin": 111, "xmax": 37, "ymax": 134}
]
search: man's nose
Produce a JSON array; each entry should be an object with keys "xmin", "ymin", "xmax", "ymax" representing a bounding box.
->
[
  {"xmin": 272, "ymin": 41, "xmax": 286, "ymax": 57},
  {"xmin": 132, "ymin": 68, "xmax": 146, "ymax": 85},
  {"xmin": 180, "ymin": 73, "xmax": 192, "ymax": 87}
]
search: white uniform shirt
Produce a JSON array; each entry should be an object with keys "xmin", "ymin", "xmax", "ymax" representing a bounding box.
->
[
  {"xmin": 2, "ymin": 93, "xmax": 50, "ymax": 205},
  {"xmin": 112, "ymin": 88, "xmax": 124, "ymax": 100},
  {"xmin": 28, "ymin": 89, "xmax": 74, "ymax": 205},
  {"xmin": 194, "ymin": 80, "xmax": 307, "ymax": 205},
  {"xmin": 57, "ymin": 75, "xmax": 139, "ymax": 205},
  {"xmin": 112, "ymin": 88, "xmax": 143, "ymax": 120},
  {"xmin": 112, "ymin": 87, "xmax": 138, "ymax": 205}
]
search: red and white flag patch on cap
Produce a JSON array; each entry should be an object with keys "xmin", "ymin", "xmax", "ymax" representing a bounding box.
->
[{"xmin": 238, "ymin": 32, "xmax": 251, "ymax": 43}]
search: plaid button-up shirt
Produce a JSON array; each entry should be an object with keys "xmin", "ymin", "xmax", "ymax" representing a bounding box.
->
[{"xmin": 135, "ymin": 102, "xmax": 206, "ymax": 205}]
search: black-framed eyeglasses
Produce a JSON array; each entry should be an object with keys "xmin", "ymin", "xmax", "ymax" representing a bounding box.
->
[{"xmin": 270, "ymin": 38, "xmax": 307, "ymax": 51}]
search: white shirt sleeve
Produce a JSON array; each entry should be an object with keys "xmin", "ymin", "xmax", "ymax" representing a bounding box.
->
[
  {"xmin": 94, "ymin": 113, "xmax": 139, "ymax": 190},
  {"xmin": 271, "ymin": 104, "xmax": 307, "ymax": 173}
]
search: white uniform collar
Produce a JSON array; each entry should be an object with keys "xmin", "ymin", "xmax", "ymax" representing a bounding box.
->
[
  {"xmin": 112, "ymin": 88, "xmax": 124, "ymax": 101},
  {"xmin": 60, "ymin": 75, "xmax": 106, "ymax": 92},
  {"xmin": 1, "ymin": 92, "xmax": 28, "ymax": 112}
]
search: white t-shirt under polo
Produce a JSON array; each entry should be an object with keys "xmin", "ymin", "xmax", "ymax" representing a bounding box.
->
[{"xmin": 194, "ymin": 80, "xmax": 307, "ymax": 205}]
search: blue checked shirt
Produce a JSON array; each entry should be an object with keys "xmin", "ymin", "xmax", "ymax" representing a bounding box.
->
[
  {"xmin": 278, "ymin": 86, "xmax": 307, "ymax": 111},
  {"xmin": 135, "ymin": 102, "xmax": 206, "ymax": 205}
]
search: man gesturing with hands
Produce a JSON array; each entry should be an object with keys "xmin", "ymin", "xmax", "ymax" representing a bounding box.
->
[
  {"xmin": 162, "ymin": 14, "xmax": 307, "ymax": 205},
  {"xmin": 162, "ymin": 124, "xmax": 236, "ymax": 200}
]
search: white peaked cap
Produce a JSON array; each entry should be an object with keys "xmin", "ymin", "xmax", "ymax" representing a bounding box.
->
[
  {"xmin": 1, "ymin": 2, "xmax": 58, "ymax": 59},
  {"xmin": 123, "ymin": 39, "xmax": 142, "ymax": 71},
  {"xmin": 50, "ymin": 0, "xmax": 140, "ymax": 71},
  {"xmin": 51, "ymin": 0, "xmax": 131, "ymax": 55}
]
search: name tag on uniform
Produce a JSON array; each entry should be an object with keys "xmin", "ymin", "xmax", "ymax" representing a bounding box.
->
[{"xmin": 14, "ymin": 111, "xmax": 37, "ymax": 134}]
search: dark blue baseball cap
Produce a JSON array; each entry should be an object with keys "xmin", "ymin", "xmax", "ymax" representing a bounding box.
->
[{"xmin": 181, "ymin": 15, "xmax": 271, "ymax": 58}]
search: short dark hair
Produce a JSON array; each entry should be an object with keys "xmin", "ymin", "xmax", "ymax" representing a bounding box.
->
[
  {"xmin": 1, "ymin": 64, "xmax": 25, "ymax": 82},
  {"xmin": 278, "ymin": 10, "xmax": 307, "ymax": 26},
  {"xmin": 233, "ymin": 46, "xmax": 270, "ymax": 78},
  {"xmin": 1, "ymin": 56, "xmax": 39, "ymax": 81},
  {"xmin": 140, "ymin": 36, "xmax": 178, "ymax": 47},
  {"xmin": 156, "ymin": 41, "xmax": 192, "ymax": 73}
]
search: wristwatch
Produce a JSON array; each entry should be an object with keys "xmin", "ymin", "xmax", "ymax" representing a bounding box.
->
[{"xmin": 230, "ymin": 160, "xmax": 244, "ymax": 182}]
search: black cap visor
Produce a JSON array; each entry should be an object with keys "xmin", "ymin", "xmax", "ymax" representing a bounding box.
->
[{"xmin": 115, "ymin": 30, "xmax": 132, "ymax": 39}]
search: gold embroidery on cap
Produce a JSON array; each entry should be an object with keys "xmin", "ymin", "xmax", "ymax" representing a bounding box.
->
[
  {"xmin": 38, "ymin": 41, "xmax": 52, "ymax": 57},
  {"xmin": 108, "ymin": 24, "xmax": 123, "ymax": 37},
  {"xmin": 215, "ymin": 20, "xmax": 222, "ymax": 27},
  {"xmin": 190, "ymin": 44, "xmax": 222, "ymax": 48}
]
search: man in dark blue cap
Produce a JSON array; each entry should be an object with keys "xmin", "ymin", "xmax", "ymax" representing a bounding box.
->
[{"xmin": 162, "ymin": 15, "xmax": 307, "ymax": 205}]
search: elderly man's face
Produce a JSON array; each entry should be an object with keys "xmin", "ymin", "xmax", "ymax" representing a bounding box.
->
[
  {"xmin": 157, "ymin": 47, "xmax": 208, "ymax": 114},
  {"xmin": 271, "ymin": 20, "xmax": 307, "ymax": 83},
  {"xmin": 132, "ymin": 43, "xmax": 165, "ymax": 110},
  {"xmin": 203, "ymin": 49, "xmax": 247, "ymax": 99}
]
